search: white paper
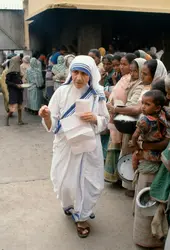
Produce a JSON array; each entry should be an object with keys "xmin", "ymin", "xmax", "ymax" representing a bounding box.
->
[
  {"xmin": 60, "ymin": 115, "xmax": 96, "ymax": 155},
  {"xmin": 75, "ymin": 99, "xmax": 91, "ymax": 115}
]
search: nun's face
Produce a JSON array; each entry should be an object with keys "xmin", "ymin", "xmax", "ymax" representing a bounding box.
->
[{"xmin": 72, "ymin": 70, "xmax": 90, "ymax": 89}]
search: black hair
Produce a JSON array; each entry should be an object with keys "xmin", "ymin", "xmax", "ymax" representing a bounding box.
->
[
  {"xmin": 151, "ymin": 80, "xmax": 166, "ymax": 96},
  {"xmin": 102, "ymin": 54, "xmax": 114, "ymax": 63},
  {"xmin": 124, "ymin": 53, "xmax": 137, "ymax": 64},
  {"xmin": 134, "ymin": 50, "xmax": 140, "ymax": 58},
  {"xmin": 89, "ymin": 49, "xmax": 101, "ymax": 59},
  {"xmin": 143, "ymin": 90, "xmax": 165, "ymax": 107},
  {"xmin": 112, "ymin": 54, "xmax": 121, "ymax": 61},
  {"xmin": 32, "ymin": 51, "xmax": 40, "ymax": 59},
  {"xmin": 20, "ymin": 53, "xmax": 24, "ymax": 59},
  {"xmin": 144, "ymin": 59, "xmax": 157, "ymax": 79},
  {"xmin": 60, "ymin": 45, "xmax": 67, "ymax": 52}
]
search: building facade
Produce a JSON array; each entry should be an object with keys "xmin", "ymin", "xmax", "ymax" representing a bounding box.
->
[
  {"xmin": 0, "ymin": 2, "xmax": 24, "ymax": 50},
  {"xmin": 24, "ymin": 0, "xmax": 170, "ymax": 68}
]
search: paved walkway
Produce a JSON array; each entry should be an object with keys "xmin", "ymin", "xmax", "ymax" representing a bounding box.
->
[{"xmin": 0, "ymin": 96, "xmax": 141, "ymax": 250}]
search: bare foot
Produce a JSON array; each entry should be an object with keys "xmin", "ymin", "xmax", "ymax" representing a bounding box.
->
[{"xmin": 76, "ymin": 221, "xmax": 90, "ymax": 238}]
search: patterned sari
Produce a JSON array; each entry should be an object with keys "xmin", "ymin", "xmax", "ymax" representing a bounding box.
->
[{"xmin": 104, "ymin": 74, "xmax": 131, "ymax": 182}]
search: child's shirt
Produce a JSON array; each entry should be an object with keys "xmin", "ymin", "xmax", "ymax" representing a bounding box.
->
[
  {"xmin": 136, "ymin": 111, "xmax": 167, "ymax": 161},
  {"xmin": 137, "ymin": 111, "xmax": 167, "ymax": 142}
]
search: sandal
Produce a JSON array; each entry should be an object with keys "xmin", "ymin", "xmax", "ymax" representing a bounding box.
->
[
  {"xmin": 64, "ymin": 210, "xmax": 72, "ymax": 216},
  {"xmin": 76, "ymin": 222, "xmax": 90, "ymax": 238}
]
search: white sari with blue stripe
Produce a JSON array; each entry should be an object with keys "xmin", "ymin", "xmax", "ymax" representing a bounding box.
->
[{"xmin": 43, "ymin": 56, "xmax": 110, "ymax": 221}]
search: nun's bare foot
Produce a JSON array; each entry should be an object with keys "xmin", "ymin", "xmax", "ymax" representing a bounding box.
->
[{"xmin": 76, "ymin": 221, "xmax": 90, "ymax": 238}]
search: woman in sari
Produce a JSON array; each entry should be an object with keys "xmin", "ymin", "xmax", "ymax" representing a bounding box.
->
[
  {"xmin": 104, "ymin": 53, "xmax": 137, "ymax": 182},
  {"xmin": 88, "ymin": 49, "xmax": 104, "ymax": 74},
  {"xmin": 106, "ymin": 59, "xmax": 167, "ymax": 186},
  {"xmin": 52, "ymin": 55, "xmax": 67, "ymax": 91},
  {"xmin": 26, "ymin": 58, "xmax": 44, "ymax": 115}
]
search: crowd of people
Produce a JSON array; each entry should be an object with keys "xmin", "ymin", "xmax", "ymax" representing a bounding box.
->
[
  {"xmin": 0, "ymin": 46, "xmax": 75, "ymax": 125},
  {"xmin": 39, "ymin": 46, "xmax": 170, "ymax": 248},
  {"xmin": 0, "ymin": 45, "xmax": 170, "ymax": 248}
]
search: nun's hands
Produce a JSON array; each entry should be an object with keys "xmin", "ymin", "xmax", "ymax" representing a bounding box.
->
[
  {"xmin": 39, "ymin": 105, "xmax": 51, "ymax": 120},
  {"xmin": 80, "ymin": 112, "xmax": 97, "ymax": 124}
]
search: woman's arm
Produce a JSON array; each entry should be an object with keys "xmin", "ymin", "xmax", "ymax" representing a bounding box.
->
[
  {"xmin": 114, "ymin": 105, "xmax": 142, "ymax": 116},
  {"xmin": 113, "ymin": 84, "xmax": 144, "ymax": 116},
  {"xmin": 143, "ymin": 138, "xmax": 169, "ymax": 151}
]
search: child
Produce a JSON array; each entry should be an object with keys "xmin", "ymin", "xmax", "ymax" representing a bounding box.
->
[{"xmin": 129, "ymin": 90, "xmax": 167, "ymax": 170}]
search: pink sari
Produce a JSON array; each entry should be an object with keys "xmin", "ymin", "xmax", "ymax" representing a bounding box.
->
[
  {"xmin": 109, "ymin": 74, "xmax": 131, "ymax": 144},
  {"xmin": 104, "ymin": 74, "xmax": 132, "ymax": 183}
]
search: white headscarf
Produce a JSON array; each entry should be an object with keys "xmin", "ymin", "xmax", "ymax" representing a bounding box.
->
[
  {"xmin": 134, "ymin": 58, "xmax": 146, "ymax": 78},
  {"xmin": 65, "ymin": 55, "xmax": 104, "ymax": 99},
  {"xmin": 153, "ymin": 59, "xmax": 167, "ymax": 83},
  {"xmin": 64, "ymin": 54, "xmax": 75, "ymax": 68}
]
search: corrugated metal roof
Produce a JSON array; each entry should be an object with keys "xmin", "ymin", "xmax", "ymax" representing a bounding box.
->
[{"xmin": 0, "ymin": 1, "xmax": 23, "ymax": 10}]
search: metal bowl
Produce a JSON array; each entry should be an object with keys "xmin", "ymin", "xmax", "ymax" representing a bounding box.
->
[
  {"xmin": 136, "ymin": 187, "xmax": 158, "ymax": 217},
  {"xmin": 114, "ymin": 114, "xmax": 138, "ymax": 134}
]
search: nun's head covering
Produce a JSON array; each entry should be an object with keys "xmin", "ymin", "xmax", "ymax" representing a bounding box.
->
[{"xmin": 64, "ymin": 55, "xmax": 105, "ymax": 100}]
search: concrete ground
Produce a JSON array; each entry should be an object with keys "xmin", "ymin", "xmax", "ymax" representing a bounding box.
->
[{"xmin": 0, "ymin": 95, "xmax": 142, "ymax": 250}]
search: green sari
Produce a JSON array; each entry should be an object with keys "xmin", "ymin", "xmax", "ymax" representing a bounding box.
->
[
  {"xmin": 104, "ymin": 137, "xmax": 120, "ymax": 182},
  {"xmin": 150, "ymin": 143, "xmax": 170, "ymax": 224}
]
